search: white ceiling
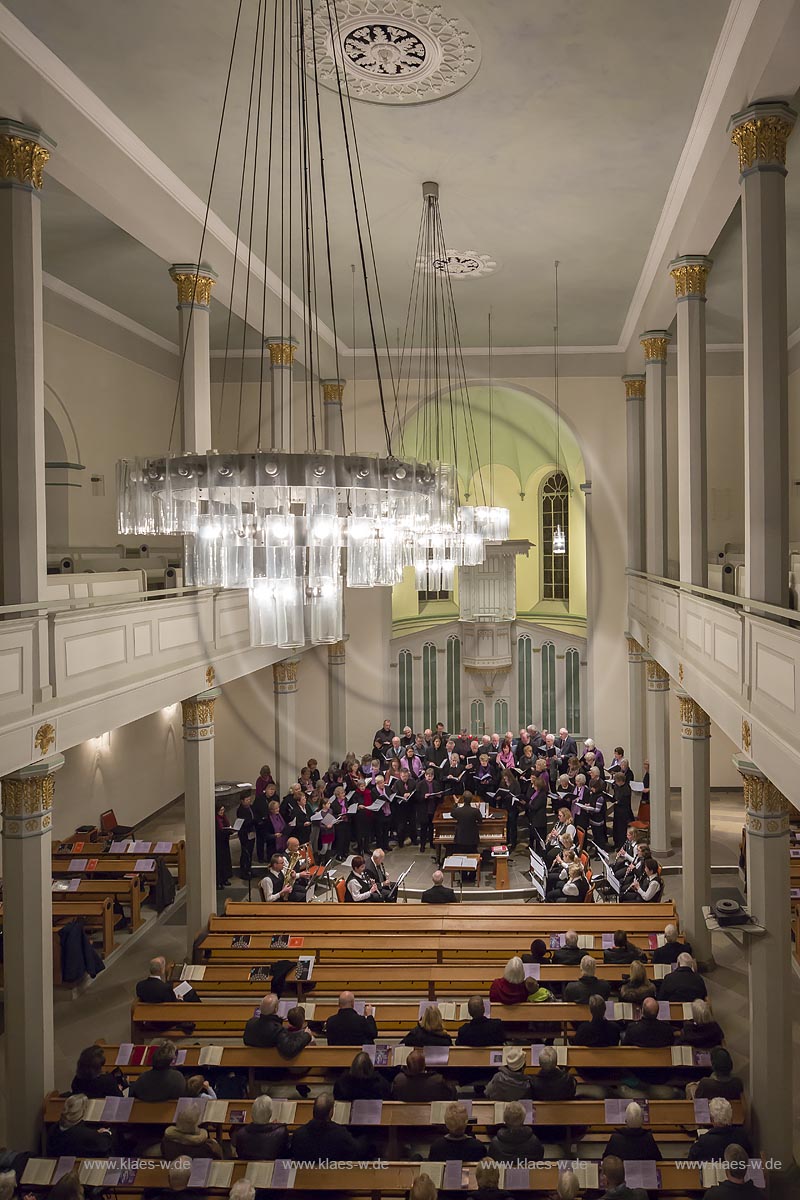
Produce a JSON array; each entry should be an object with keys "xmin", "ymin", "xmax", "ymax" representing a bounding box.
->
[{"xmin": 3, "ymin": 0, "xmax": 787, "ymax": 353}]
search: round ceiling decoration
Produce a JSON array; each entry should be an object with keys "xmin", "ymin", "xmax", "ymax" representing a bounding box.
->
[
  {"xmin": 304, "ymin": 0, "xmax": 481, "ymax": 105},
  {"xmin": 421, "ymin": 249, "xmax": 498, "ymax": 279}
]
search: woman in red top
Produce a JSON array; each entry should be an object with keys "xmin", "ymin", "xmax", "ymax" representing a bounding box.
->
[{"xmin": 489, "ymin": 956, "xmax": 530, "ymax": 1005}]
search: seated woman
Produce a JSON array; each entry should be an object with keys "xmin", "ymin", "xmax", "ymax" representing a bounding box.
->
[
  {"xmin": 549, "ymin": 861, "xmax": 590, "ymax": 903},
  {"xmin": 333, "ymin": 1050, "xmax": 393, "ymax": 1101},
  {"xmin": 619, "ymin": 959, "xmax": 656, "ymax": 1005},
  {"xmin": 161, "ymin": 1100, "xmax": 222, "ymax": 1160},
  {"xmin": 489, "ymin": 956, "xmax": 530, "ymax": 1006},
  {"xmin": 545, "ymin": 807, "xmax": 577, "ymax": 865},
  {"xmin": 46, "ymin": 1094, "xmax": 114, "ymax": 1158},
  {"xmin": 679, "ymin": 999, "xmax": 725, "ymax": 1048},
  {"xmin": 624, "ymin": 857, "xmax": 663, "ymax": 902},
  {"xmin": 70, "ymin": 1045, "xmax": 124, "ymax": 1098},
  {"xmin": 604, "ymin": 929, "xmax": 647, "ymax": 965},
  {"xmin": 402, "ymin": 1004, "xmax": 453, "ymax": 1046}
]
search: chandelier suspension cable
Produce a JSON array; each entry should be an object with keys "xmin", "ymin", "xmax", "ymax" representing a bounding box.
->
[
  {"xmin": 351, "ymin": 262, "xmax": 357, "ymax": 452},
  {"xmin": 554, "ymin": 258, "xmax": 561, "ymax": 474},
  {"xmin": 220, "ymin": 0, "xmax": 264, "ymax": 448},
  {"xmin": 167, "ymin": 0, "xmax": 245, "ymax": 452},
  {"xmin": 488, "ymin": 309, "xmax": 494, "ymax": 508},
  {"xmin": 237, "ymin": 0, "xmax": 268, "ymax": 452},
  {"xmin": 395, "ymin": 202, "xmax": 428, "ymax": 458},
  {"xmin": 431, "ymin": 195, "xmax": 459, "ymax": 490},
  {"xmin": 296, "ymin": 0, "xmax": 318, "ymax": 452},
  {"xmin": 256, "ymin": 0, "xmax": 280, "ymax": 450},
  {"xmin": 323, "ymin": 0, "xmax": 393, "ymax": 456}
]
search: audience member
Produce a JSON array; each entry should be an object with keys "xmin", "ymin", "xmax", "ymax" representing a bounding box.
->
[
  {"xmin": 231, "ymin": 1094, "xmax": 290, "ymax": 1160},
  {"xmin": 599, "ymin": 1155, "xmax": 648, "ymax": 1200},
  {"xmin": 243, "ymin": 994, "xmax": 284, "ymax": 1047},
  {"xmin": 552, "ymin": 930, "xmax": 583, "ymax": 965},
  {"xmin": 392, "ymin": 1049, "xmax": 456, "ymax": 1102},
  {"xmin": 428, "ymin": 1102, "xmax": 486, "ymax": 1162},
  {"xmin": 333, "ymin": 1050, "xmax": 392, "ymax": 1101},
  {"xmin": 621, "ymin": 997, "xmax": 675, "ymax": 1047},
  {"xmin": 529, "ymin": 1046, "xmax": 576, "ymax": 1101},
  {"xmin": 470, "ymin": 1158, "xmax": 515, "ymax": 1200},
  {"xmin": 325, "ymin": 991, "xmax": 378, "ymax": 1045},
  {"xmin": 571, "ymin": 994, "xmax": 621, "ymax": 1047},
  {"xmin": 485, "ymin": 1046, "xmax": 533, "ymax": 1101},
  {"xmin": 657, "ymin": 953, "xmax": 707, "ymax": 1002},
  {"xmin": 408, "ymin": 1179, "xmax": 438, "ymax": 1200},
  {"xmin": 619, "ymin": 960, "xmax": 656, "ymax": 1005},
  {"xmin": 603, "ymin": 930, "xmax": 646, "ymax": 965},
  {"xmin": 277, "ymin": 1005, "xmax": 314, "ymax": 1058},
  {"xmin": 143, "ymin": 1157, "xmax": 207, "ymax": 1200},
  {"xmin": 228, "ymin": 1183, "xmax": 256, "ymax": 1200},
  {"xmin": 487, "ymin": 1100, "xmax": 544, "ymax": 1163},
  {"xmin": 701, "ymin": 1144, "xmax": 763, "ymax": 1199},
  {"xmin": 601, "ymin": 1102, "xmax": 660, "ymax": 1161},
  {"xmin": 161, "ymin": 1100, "xmax": 222, "ymax": 1159},
  {"xmin": 456, "ymin": 995, "xmax": 507, "ymax": 1046},
  {"xmin": 46, "ymin": 1094, "xmax": 114, "ymax": 1157},
  {"xmin": 48, "ymin": 1170, "xmax": 85, "ymax": 1200},
  {"xmin": 402, "ymin": 1005, "xmax": 453, "ymax": 1047},
  {"xmin": 563, "ymin": 955, "xmax": 612, "ymax": 1003},
  {"xmin": 693, "ymin": 1049, "xmax": 745, "ymax": 1103},
  {"xmin": 686, "ymin": 1097, "xmax": 752, "ymax": 1161},
  {"xmin": 679, "ymin": 999, "xmax": 724, "ymax": 1048},
  {"xmin": 421, "ymin": 870, "xmax": 458, "ymax": 904},
  {"xmin": 489, "ymin": 957, "xmax": 530, "ymax": 1005},
  {"xmin": 130, "ymin": 1039, "xmax": 187, "ymax": 1101},
  {"xmin": 521, "ymin": 939, "xmax": 549, "ymax": 964},
  {"xmin": 652, "ymin": 924, "xmax": 691, "ymax": 965},
  {"xmin": 70, "ymin": 1044, "xmax": 124, "ymax": 1097},
  {"xmin": 136, "ymin": 956, "xmax": 200, "ymax": 1003},
  {"xmin": 289, "ymin": 1092, "xmax": 364, "ymax": 1162}
]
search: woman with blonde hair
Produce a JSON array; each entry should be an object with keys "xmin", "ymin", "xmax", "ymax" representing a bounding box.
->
[
  {"xmin": 402, "ymin": 1003, "xmax": 453, "ymax": 1047},
  {"xmin": 619, "ymin": 959, "xmax": 656, "ymax": 1005},
  {"xmin": 489, "ymin": 956, "xmax": 528, "ymax": 1005}
]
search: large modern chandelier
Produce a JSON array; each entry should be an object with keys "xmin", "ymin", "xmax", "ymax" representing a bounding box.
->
[{"xmin": 117, "ymin": 2, "xmax": 506, "ymax": 648}]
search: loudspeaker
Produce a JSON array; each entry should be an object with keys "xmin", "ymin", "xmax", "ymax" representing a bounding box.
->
[{"xmin": 713, "ymin": 898, "xmax": 751, "ymax": 927}]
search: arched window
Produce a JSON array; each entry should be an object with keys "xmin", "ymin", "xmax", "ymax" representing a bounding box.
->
[
  {"xmin": 398, "ymin": 650, "xmax": 413, "ymax": 730},
  {"xmin": 541, "ymin": 471, "xmax": 570, "ymax": 600},
  {"xmin": 422, "ymin": 643, "xmax": 438, "ymax": 730},
  {"xmin": 541, "ymin": 641, "xmax": 556, "ymax": 732},
  {"xmin": 470, "ymin": 698, "xmax": 485, "ymax": 736},
  {"xmin": 565, "ymin": 647, "xmax": 581, "ymax": 734},
  {"xmin": 494, "ymin": 699, "xmax": 509, "ymax": 733},
  {"xmin": 517, "ymin": 634, "xmax": 532, "ymax": 729},
  {"xmin": 446, "ymin": 636, "xmax": 461, "ymax": 733}
]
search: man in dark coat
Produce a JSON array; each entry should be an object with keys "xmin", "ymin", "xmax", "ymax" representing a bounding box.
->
[
  {"xmin": 455, "ymin": 995, "xmax": 507, "ymax": 1046},
  {"xmin": 243, "ymin": 994, "xmax": 285, "ymax": 1047},
  {"xmin": 289, "ymin": 1092, "xmax": 365, "ymax": 1161},
  {"xmin": 325, "ymin": 992, "xmax": 378, "ymax": 1045},
  {"xmin": 421, "ymin": 870, "xmax": 458, "ymax": 904}
]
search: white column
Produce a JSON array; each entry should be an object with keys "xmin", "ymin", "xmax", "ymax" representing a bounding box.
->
[
  {"xmin": 273, "ymin": 659, "xmax": 299, "ymax": 796},
  {"xmin": 729, "ymin": 102, "xmax": 796, "ymax": 606},
  {"xmin": 625, "ymin": 636, "xmax": 646, "ymax": 778},
  {"xmin": 0, "ymin": 121, "xmax": 54, "ymax": 604},
  {"xmin": 645, "ymin": 659, "xmax": 671, "ymax": 855},
  {"xmin": 1, "ymin": 752, "xmax": 64, "ymax": 1149},
  {"xmin": 328, "ymin": 641, "xmax": 347, "ymax": 763},
  {"xmin": 670, "ymin": 256, "xmax": 712, "ymax": 587},
  {"xmin": 182, "ymin": 689, "xmax": 220, "ymax": 958},
  {"xmin": 677, "ymin": 694, "xmax": 712, "ymax": 968},
  {"xmin": 168, "ymin": 265, "xmax": 216, "ymax": 453},
  {"xmin": 264, "ymin": 336, "xmax": 299, "ymax": 450},
  {"xmin": 640, "ymin": 331, "xmax": 671, "ymax": 578},
  {"xmin": 734, "ymin": 757, "xmax": 794, "ymax": 1178},
  {"xmin": 321, "ymin": 378, "xmax": 345, "ymax": 454},
  {"xmin": 579, "ymin": 481, "xmax": 595, "ymax": 733},
  {"xmin": 622, "ymin": 375, "xmax": 646, "ymax": 573}
]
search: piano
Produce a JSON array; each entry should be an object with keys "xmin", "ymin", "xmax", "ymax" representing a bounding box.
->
[{"xmin": 432, "ymin": 802, "xmax": 507, "ymax": 865}]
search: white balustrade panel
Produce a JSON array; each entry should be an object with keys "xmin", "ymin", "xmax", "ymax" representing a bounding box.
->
[{"xmin": 0, "ymin": 620, "xmax": 35, "ymax": 718}]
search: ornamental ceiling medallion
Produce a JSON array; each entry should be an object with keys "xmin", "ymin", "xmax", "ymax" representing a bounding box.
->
[
  {"xmin": 304, "ymin": 0, "xmax": 481, "ymax": 104},
  {"xmin": 419, "ymin": 248, "xmax": 498, "ymax": 279}
]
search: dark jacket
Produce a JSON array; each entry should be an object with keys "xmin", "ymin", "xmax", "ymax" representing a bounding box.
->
[
  {"xmin": 290, "ymin": 1117, "xmax": 362, "ymax": 1162},
  {"xmin": 528, "ymin": 1066, "xmax": 576, "ymax": 1102},
  {"xmin": 599, "ymin": 1187, "xmax": 648, "ymax": 1200},
  {"xmin": 70, "ymin": 1072, "xmax": 123, "ymax": 1098},
  {"xmin": 652, "ymin": 939, "xmax": 692, "ymax": 965},
  {"xmin": 231, "ymin": 1121, "xmax": 290, "ymax": 1160},
  {"xmin": 602, "ymin": 1125, "xmax": 661, "ymax": 1161},
  {"xmin": 622, "ymin": 1015, "xmax": 675, "ymax": 1047},
  {"xmin": 604, "ymin": 945, "xmax": 646, "ymax": 965},
  {"xmin": 703, "ymin": 1183, "xmax": 763, "ymax": 1200},
  {"xmin": 563, "ymin": 975, "xmax": 611, "ymax": 1003},
  {"xmin": 694, "ymin": 1075, "xmax": 744, "ymax": 1102},
  {"xmin": 136, "ymin": 976, "xmax": 201, "ymax": 1004},
  {"xmin": 679, "ymin": 1020, "xmax": 724, "ymax": 1048},
  {"xmin": 487, "ymin": 1123, "xmax": 544, "ymax": 1163},
  {"xmin": 277, "ymin": 1028, "xmax": 313, "ymax": 1059},
  {"xmin": 421, "ymin": 884, "xmax": 458, "ymax": 904},
  {"xmin": 325, "ymin": 1008, "xmax": 378, "ymax": 1046},
  {"xmin": 687, "ymin": 1126, "xmax": 752, "ymax": 1162},
  {"xmin": 428, "ymin": 1132, "xmax": 486, "ymax": 1161},
  {"xmin": 333, "ymin": 1072, "xmax": 392, "ymax": 1102},
  {"xmin": 59, "ymin": 920, "xmax": 105, "ymax": 984},
  {"xmin": 657, "ymin": 966, "xmax": 707, "ymax": 1002},
  {"xmin": 46, "ymin": 1121, "xmax": 114, "ymax": 1157},
  {"xmin": 401, "ymin": 1023, "xmax": 452, "ymax": 1047},
  {"xmin": 391, "ymin": 1068, "xmax": 456, "ymax": 1102},
  {"xmin": 452, "ymin": 802, "xmax": 483, "ymax": 850},
  {"xmin": 243, "ymin": 1012, "xmax": 284, "ymax": 1047},
  {"xmin": 130, "ymin": 1066, "xmax": 187, "ymax": 1102},
  {"xmin": 552, "ymin": 945, "xmax": 583, "ymax": 965},
  {"xmin": 485, "ymin": 1066, "xmax": 533, "ymax": 1101},
  {"xmin": 456, "ymin": 1015, "xmax": 507, "ymax": 1046},
  {"xmin": 571, "ymin": 1016, "xmax": 621, "ymax": 1047}
]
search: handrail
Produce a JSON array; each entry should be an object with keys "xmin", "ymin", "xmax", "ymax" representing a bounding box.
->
[
  {"xmin": 0, "ymin": 583, "xmax": 221, "ymax": 621},
  {"xmin": 626, "ymin": 569, "xmax": 800, "ymax": 629}
]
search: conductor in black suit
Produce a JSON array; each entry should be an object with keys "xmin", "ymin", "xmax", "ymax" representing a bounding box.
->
[
  {"xmin": 421, "ymin": 870, "xmax": 458, "ymax": 904},
  {"xmin": 452, "ymin": 791, "xmax": 483, "ymax": 854}
]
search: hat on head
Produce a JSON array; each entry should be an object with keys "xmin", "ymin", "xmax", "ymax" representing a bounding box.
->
[
  {"xmin": 62, "ymin": 1094, "xmax": 87, "ymax": 1127},
  {"xmin": 505, "ymin": 1046, "xmax": 526, "ymax": 1071}
]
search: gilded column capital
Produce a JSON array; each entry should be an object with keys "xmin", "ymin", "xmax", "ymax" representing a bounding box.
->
[
  {"xmin": 169, "ymin": 263, "xmax": 217, "ymax": 308},
  {"xmin": 321, "ymin": 378, "xmax": 346, "ymax": 404},
  {"xmin": 1, "ymin": 753, "xmax": 64, "ymax": 839},
  {"xmin": 645, "ymin": 659, "xmax": 670, "ymax": 690},
  {"xmin": 733, "ymin": 755, "xmax": 789, "ymax": 837},
  {"xmin": 625, "ymin": 635, "xmax": 644, "ymax": 661},
  {"xmin": 0, "ymin": 119, "xmax": 54, "ymax": 190},
  {"xmin": 182, "ymin": 687, "xmax": 221, "ymax": 741},
  {"xmin": 676, "ymin": 692, "xmax": 710, "ymax": 737},
  {"xmin": 669, "ymin": 255, "xmax": 713, "ymax": 300},
  {"xmin": 273, "ymin": 659, "xmax": 299, "ymax": 693},
  {"xmin": 728, "ymin": 101, "xmax": 796, "ymax": 174},
  {"xmin": 622, "ymin": 374, "xmax": 646, "ymax": 400},
  {"xmin": 264, "ymin": 335, "xmax": 300, "ymax": 366},
  {"xmin": 639, "ymin": 330, "xmax": 672, "ymax": 362},
  {"xmin": 327, "ymin": 640, "xmax": 346, "ymax": 665}
]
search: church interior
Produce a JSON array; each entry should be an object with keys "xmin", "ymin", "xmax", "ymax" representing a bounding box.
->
[{"xmin": 0, "ymin": 1, "xmax": 799, "ymax": 1197}]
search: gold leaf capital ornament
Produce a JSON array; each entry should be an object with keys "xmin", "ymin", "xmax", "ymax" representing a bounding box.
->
[
  {"xmin": 729, "ymin": 103, "xmax": 796, "ymax": 173},
  {"xmin": 640, "ymin": 331, "xmax": 672, "ymax": 362},
  {"xmin": 741, "ymin": 718, "xmax": 751, "ymax": 754},
  {"xmin": 273, "ymin": 660, "xmax": 298, "ymax": 686},
  {"xmin": 622, "ymin": 375, "xmax": 645, "ymax": 400},
  {"xmin": 0, "ymin": 128, "xmax": 51, "ymax": 189},
  {"xmin": 265, "ymin": 338, "xmax": 299, "ymax": 366},
  {"xmin": 169, "ymin": 265, "xmax": 216, "ymax": 308},
  {"xmin": 321, "ymin": 379, "xmax": 345, "ymax": 403},
  {"xmin": 669, "ymin": 256, "xmax": 713, "ymax": 298}
]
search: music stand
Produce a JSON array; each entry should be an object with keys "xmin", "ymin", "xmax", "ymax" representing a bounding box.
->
[{"xmin": 386, "ymin": 861, "xmax": 415, "ymax": 903}]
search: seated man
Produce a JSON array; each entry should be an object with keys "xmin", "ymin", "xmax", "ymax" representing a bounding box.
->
[
  {"xmin": 657, "ymin": 952, "xmax": 707, "ymax": 1002},
  {"xmin": 130, "ymin": 1039, "xmax": 187, "ymax": 1101},
  {"xmin": 428, "ymin": 1101, "xmax": 486, "ymax": 1162},
  {"xmin": 571, "ymin": 993, "xmax": 621, "ymax": 1047},
  {"xmin": 601, "ymin": 1101, "xmax": 660, "ymax": 1162},
  {"xmin": 456, "ymin": 994, "xmax": 507, "ymax": 1046},
  {"xmin": 528, "ymin": 1045, "xmax": 577, "ymax": 1101},
  {"xmin": 679, "ymin": 998, "xmax": 724, "ymax": 1048},
  {"xmin": 258, "ymin": 853, "xmax": 293, "ymax": 902},
  {"xmin": 391, "ymin": 1047, "xmax": 456, "ymax": 1102},
  {"xmin": 325, "ymin": 990, "xmax": 378, "ymax": 1046},
  {"xmin": 563, "ymin": 955, "xmax": 612, "ymax": 1003},
  {"xmin": 363, "ymin": 848, "xmax": 396, "ymax": 901},
  {"xmin": 46, "ymin": 1093, "xmax": 114, "ymax": 1157},
  {"xmin": 552, "ymin": 929, "xmax": 583, "ymax": 965},
  {"xmin": 143, "ymin": 1156, "xmax": 208, "ymax": 1200},
  {"xmin": 485, "ymin": 1045, "xmax": 533, "ymax": 1101},
  {"xmin": 421, "ymin": 869, "xmax": 458, "ymax": 904},
  {"xmin": 652, "ymin": 923, "xmax": 691, "ymax": 965},
  {"xmin": 687, "ymin": 1097, "xmax": 752, "ymax": 1162},
  {"xmin": 136, "ymin": 956, "xmax": 200, "ymax": 1003},
  {"xmin": 621, "ymin": 996, "xmax": 675, "ymax": 1047},
  {"xmin": 702, "ymin": 1143, "xmax": 763, "ymax": 1199},
  {"xmin": 599, "ymin": 1155, "xmax": 648, "ymax": 1200},
  {"xmin": 243, "ymin": 994, "xmax": 284, "ymax": 1048},
  {"xmin": 289, "ymin": 1092, "xmax": 364, "ymax": 1162},
  {"xmin": 231, "ymin": 1094, "xmax": 290, "ymax": 1160},
  {"xmin": 487, "ymin": 1100, "xmax": 544, "ymax": 1164}
]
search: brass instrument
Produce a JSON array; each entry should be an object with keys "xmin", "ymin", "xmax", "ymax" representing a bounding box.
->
[{"xmin": 283, "ymin": 847, "xmax": 301, "ymax": 891}]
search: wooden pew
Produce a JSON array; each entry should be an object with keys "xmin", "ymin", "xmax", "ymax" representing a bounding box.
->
[
  {"xmin": 131, "ymin": 999, "xmax": 693, "ymax": 1039},
  {"xmin": 0, "ymin": 897, "xmax": 117, "ymax": 959},
  {"xmin": 52, "ymin": 875, "xmax": 147, "ymax": 930},
  {"xmin": 18, "ymin": 1156, "xmax": 725, "ymax": 1197},
  {"xmin": 223, "ymin": 899, "xmax": 679, "ymax": 924},
  {"xmin": 53, "ymin": 839, "xmax": 186, "ymax": 887}
]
